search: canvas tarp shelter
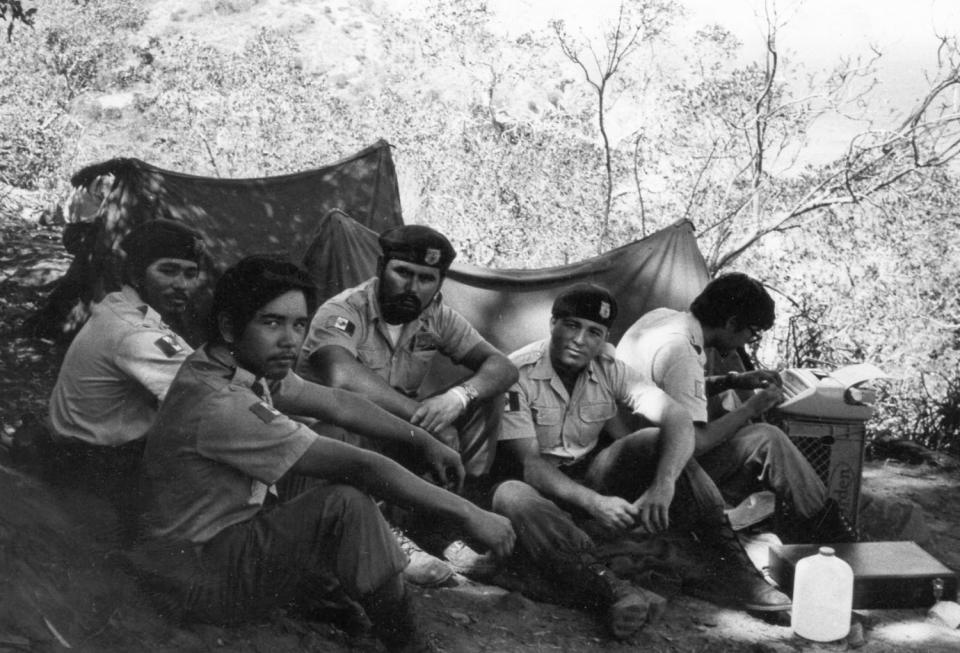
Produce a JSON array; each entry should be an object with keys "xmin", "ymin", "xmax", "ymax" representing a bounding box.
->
[
  {"xmin": 303, "ymin": 211, "xmax": 711, "ymax": 393},
  {"xmin": 26, "ymin": 140, "xmax": 403, "ymax": 342}
]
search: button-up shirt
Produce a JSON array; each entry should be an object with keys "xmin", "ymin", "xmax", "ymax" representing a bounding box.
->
[
  {"xmin": 141, "ymin": 346, "xmax": 318, "ymax": 544},
  {"xmin": 615, "ymin": 308, "xmax": 709, "ymax": 423},
  {"xmin": 296, "ymin": 277, "xmax": 485, "ymax": 395},
  {"xmin": 499, "ymin": 339, "xmax": 662, "ymax": 464},
  {"xmin": 49, "ymin": 286, "xmax": 193, "ymax": 446}
]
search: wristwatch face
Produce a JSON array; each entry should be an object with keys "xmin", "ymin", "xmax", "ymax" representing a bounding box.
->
[{"xmin": 461, "ymin": 383, "xmax": 479, "ymax": 403}]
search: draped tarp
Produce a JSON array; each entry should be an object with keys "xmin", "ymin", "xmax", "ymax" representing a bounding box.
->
[
  {"xmin": 26, "ymin": 140, "xmax": 403, "ymax": 342},
  {"xmin": 301, "ymin": 211, "xmax": 711, "ymax": 392}
]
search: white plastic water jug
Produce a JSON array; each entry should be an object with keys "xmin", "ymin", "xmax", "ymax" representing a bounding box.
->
[{"xmin": 791, "ymin": 546, "xmax": 854, "ymax": 642}]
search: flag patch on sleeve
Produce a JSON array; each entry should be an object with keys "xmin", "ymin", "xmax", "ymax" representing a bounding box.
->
[
  {"xmin": 249, "ymin": 401, "xmax": 282, "ymax": 423},
  {"xmin": 413, "ymin": 332, "xmax": 439, "ymax": 351},
  {"xmin": 154, "ymin": 335, "xmax": 184, "ymax": 357},
  {"xmin": 326, "ymin": 315, "xmax": 355, "ymax": 336},
  {"xmin": 505, "ymin": 391, "xmax": 521, "ymax": 412},
  {"xmin": 694, "ymin": 380, "xmax": 706, "ymax": 400}
]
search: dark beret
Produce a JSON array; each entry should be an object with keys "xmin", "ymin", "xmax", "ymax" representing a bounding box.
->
[
  {"xmin": 121, "ymin": 219, "xmax": 205, "ymax": 274},
  {"xmin": 379, "ymin": 225, "xmax": 456, "ymax": 271},
  {"xmin": 552, "ymin": 282, "xmax": 618, "ymax": 329}
]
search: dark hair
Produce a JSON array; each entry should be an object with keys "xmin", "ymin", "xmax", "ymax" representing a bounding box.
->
[
  {"xmin": 690, "ymin": 273, "xmax": 775, "ymax": 330},
  {"xmin": 208, "ymin": 255, "xmax": 318, "ymax": 344}
]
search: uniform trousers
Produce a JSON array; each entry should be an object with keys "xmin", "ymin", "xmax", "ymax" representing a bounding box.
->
[
  {"xmin": 491, "ymin": 429, "xmax": 725, "ymax": 571},
  {"xmin": 133, "ymin": 483, "xmax": 406, "ymax": 624},
  {"xmin": 696, "ymin": 423, "xmax": 827, "ymax": 519}
]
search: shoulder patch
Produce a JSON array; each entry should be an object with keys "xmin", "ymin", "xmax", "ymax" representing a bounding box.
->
[
  {"xmin": 505, "ymin": 391, "xmax": 521, "ymax": 412},
  {"xmin": 154, "ymin": 335, "xmax": 184, "ymax": 357},
  {"xmin": 249, "ymin": 401, "xmax": 282, "ymax": 423},
  {"xmin": 325, "ymin": 315, "xmax": 356, "ymax": 336},
  {"xmin": 694, "ymin": 380, "xmax": 706, "ymax": 400},
  {"xmin": 413, "ymin": 331, "xmax": 439, "ymax": 351}
]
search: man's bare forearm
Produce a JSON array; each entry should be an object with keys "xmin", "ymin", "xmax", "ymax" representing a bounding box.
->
[
  {"xmin": 274, "ymin": 379, "xmax": 431, "ymax": 449},
  {"xmin": 652, "ymin": 404, "xmax": 695, "ymax": 488}
]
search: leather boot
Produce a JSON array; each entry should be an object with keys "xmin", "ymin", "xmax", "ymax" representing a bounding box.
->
[
  {"xmin": 559, "ymin": 552, "xmax": 666, "ymax": 640},
  {"xmin": 360, "ymin": 574, "xmax": 437, "ymax": 652},
  {"xmin": 689, "ymin": 517, "xmax": 792, "ymax": 612},
  {"xmin": 802, "ymin": 498, "xmax": 858, "ymax": 544}
]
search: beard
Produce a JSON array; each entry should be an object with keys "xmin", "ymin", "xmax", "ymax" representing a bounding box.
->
[{"xmin": 379, "ymin": 291, "xmax": 423, "ymax": 325}]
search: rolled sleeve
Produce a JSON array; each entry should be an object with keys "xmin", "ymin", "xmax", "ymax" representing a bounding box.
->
[
  {"xmin": 436, "ymin": 306, "xmax": 486, "ymax": 364},
  {"xmin": 498, "ymin": 386, "xmax": 536, "ymax": 442},
  {"xmin": 651, "ymin": 342, "xmax": 708, "ymax": 422},
  {"xmin": 196, "ymin": 392, "xmax": 318, "ymax": 485}
]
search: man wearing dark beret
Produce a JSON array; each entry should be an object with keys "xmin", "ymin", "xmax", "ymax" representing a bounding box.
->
[
  {"xmin": 490, "ymin": 282, "xmax": 788, "ymax": 640},
  {"xmin": 45, "ymin": 218, "xmax": 205, "ymax": 531},
  {"xmin": 296, "ymin": 224, "xmax": 518, "ymax": 585},
  {"xmin": 133, "ymin": 255, "xmax": 514, "ymax": 651}
]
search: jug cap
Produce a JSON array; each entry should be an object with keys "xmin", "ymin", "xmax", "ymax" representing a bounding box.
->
[{"xmin": 819, "ymin": 546, "xmax": 836, "ymax": 556}]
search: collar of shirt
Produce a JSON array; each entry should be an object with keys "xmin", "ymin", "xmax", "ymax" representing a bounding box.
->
[
  {"xmin": 683, "ymin": 311, "xmax": 706, "ymax": 356},
  {"xmin": 527, "ymin": 340, "xmax": 600, "ymax": 399},
  {"xmin": 201, "ymin": 344, "xmax": 267, "ymax": 396},
  {"xmin": 99, "ymin": 285, "xmax": 168, "ymax": 330}
]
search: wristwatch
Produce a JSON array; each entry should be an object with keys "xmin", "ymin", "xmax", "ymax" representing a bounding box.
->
[{"xmin": 458, "ymin": 383, "xmax": 480, "ymax": 406}]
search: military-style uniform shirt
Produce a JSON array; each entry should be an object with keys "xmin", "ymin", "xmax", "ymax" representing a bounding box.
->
[
  {"xmin": 500, "ymin": 339, "xmax": 664, "ymax": 464},
  {"xmin": 141, "ymin": 346, "xmax": 318, "ymax": 544},
  {"xmin": 296, "ymin": 277, "xmax": 485, "ymax": 396},
  {"xmin": 49, "ymin": 286, "xmax": 193, "ymax": 446},
  {"xmin": 615, "ymin": 308, "xmax": 709, "ymax": 423}
]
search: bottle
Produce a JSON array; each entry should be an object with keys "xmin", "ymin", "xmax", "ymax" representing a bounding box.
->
[{"xmin": 791, "ymin": 546, "xmax": 854, "ymax": 642}]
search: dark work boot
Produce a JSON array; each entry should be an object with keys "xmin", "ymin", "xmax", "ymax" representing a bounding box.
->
[
  {"xmin": 689, "ymin": 517, "xmax": 792, "ymax": 613},
  {"xmin": 801, "ymin": 498, "xmax": 858, "ymax": 544},
  {"xmin": 560, "ymin": 553, "xmax": 666, "ymax": 640},
  {"xmin": 360, "ymin": 575, "xmax": 438, "ymax": 652}
]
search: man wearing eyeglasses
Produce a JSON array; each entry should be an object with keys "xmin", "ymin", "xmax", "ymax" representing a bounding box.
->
[{"xmin": 615, "ymin": 273, "xmax": 855, "ymax": 548}]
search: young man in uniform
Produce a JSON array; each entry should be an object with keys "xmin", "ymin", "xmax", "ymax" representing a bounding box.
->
[
  {"xmin": 45, "ymin": 218, "xmax": 205, "ymax": 525},
  {"xmin": 296, "ymin": 224, "xmax": 518, "ymax": 583},
  {"xmin": 491, "ymin": 283, "xmax": 707, "ymax": 639},
  {"xmin": 615, "ymin": 272, "xmax": 856, "ymax": 544},
  {"xmin": 135, "ymin": 256, "xmax": 515, "ymax": 652}
]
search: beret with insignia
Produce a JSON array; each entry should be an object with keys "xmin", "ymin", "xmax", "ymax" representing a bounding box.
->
[
  {"xmin": 552, "ymin": 282, "xmax": 618, "ymax": 329},
  {"xmin": 379, "ymin": 225, "xmax": 456, "ymax": 271}
]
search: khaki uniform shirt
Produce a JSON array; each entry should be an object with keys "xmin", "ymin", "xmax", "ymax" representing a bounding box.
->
[
  {"xmin": 499, "ymin": 339, "xmax": 663, "ymax": 464},
  {"xmin": 296, "ymin": 277, "xmax": 485, "ymax": 395},
  {"xmin": 49, "ymin": 286, "xmax": 193, "ymax": 446},
  {"xmin": 141, "ymin": 346, "xmax": 318, "ymax": 544},
  {"xmin": 615, "ymin": 308, "xmax": 709, "ymax": 423}
]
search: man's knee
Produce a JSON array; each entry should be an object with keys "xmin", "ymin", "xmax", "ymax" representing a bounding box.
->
[
  {"xmin": 734, "ymin": 422, "xmax": 790, "ymax": 452},
  {"xmin": 491, "ymin": 479, "xmax": 535, "ymax": 517},
  {"xmin": 300, "ymin": 483, "xmax": 379, "ymax": 522}
]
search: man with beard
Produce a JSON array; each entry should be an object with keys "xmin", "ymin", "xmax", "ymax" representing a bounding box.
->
[
  {"xmin": 45, "ymin": 218, "xmax": 205, "ymax": 533},
  {"xmin": 296, "ymin": 224, "xmax": 518, "ymax": 584},
  {"xmin": 134, "ymin": 255, "xmax": 515, "ymax": 652}
]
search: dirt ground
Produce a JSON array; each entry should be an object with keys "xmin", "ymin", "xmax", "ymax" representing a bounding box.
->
[{"xmin": 1, "ymin": 218, "xmax": 959, "ymax": 652}]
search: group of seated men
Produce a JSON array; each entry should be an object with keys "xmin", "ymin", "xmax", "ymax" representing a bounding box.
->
[{"xmin": 43, "ymin": 217, "xmax": 855, "ymax": 651}]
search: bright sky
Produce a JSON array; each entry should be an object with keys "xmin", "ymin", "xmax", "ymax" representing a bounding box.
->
[{"xmin": 489, "ymin": 0, "xmax": 960, "ymax": 162}]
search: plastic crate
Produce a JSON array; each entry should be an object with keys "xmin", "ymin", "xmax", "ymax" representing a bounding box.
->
[{"xmin": 782, "ymin": 416, "xmax": 866, "ymax": 528}]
